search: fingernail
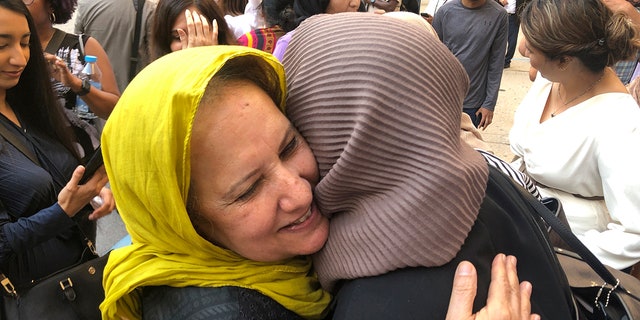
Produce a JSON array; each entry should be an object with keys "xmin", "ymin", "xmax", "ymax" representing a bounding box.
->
[
  {"xmin": 457, "ymin": 261, "xmax": 473, "ymax": 275},
  {"xmin": 508, "ymin": 255, "xmax": 517, "ymax": 267}
]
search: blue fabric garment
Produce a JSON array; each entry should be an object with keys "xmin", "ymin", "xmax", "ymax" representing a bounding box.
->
[
  {"xmin": 0, "ymin": 115, "xmax": 89, "ymax": 289},
  {"xmin": 504, "ymin": 13, "xmax": 519, "ymax": 65}
]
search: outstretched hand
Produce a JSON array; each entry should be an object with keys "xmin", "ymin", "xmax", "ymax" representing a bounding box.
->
[{"xmin": 446, "ymin": 254, "xmax": 540, "ymax": 320}]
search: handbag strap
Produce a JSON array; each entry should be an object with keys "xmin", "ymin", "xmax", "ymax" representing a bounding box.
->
[
  {"xmin": 129, "ymin": 0, "xmax": 145, "ymax": 81},
  {"xmin": 527, "ymin": 193, "xmax": 640, "ymax": 302},
  {"xmin": 44, "ymin": 28, "xmax": 66, "ymax": 55},
  {"xmin": 0, "ymin": 123, "xmax": 40, "ymax": 166}
]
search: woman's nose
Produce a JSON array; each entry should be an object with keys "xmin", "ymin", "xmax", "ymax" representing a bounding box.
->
[
  {"xmin": 277, "ymin": 167, "xmax": 313, "ymax": 213},
  {"xmin": 9, "ymin": 44, "xmax": 27, "ymax": 67}
]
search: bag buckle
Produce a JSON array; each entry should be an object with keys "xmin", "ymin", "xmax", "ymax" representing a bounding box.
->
[
  {"xmin": 59, "ymin": 277, "xmax": 77, "ymax": 301},
  {"xmin": 59, "ymin": 277, "xmax": 73, "ymax": 291},
  {"xmin": 0, "ymin": 273, "xmax": 17, "ymax": 297}
]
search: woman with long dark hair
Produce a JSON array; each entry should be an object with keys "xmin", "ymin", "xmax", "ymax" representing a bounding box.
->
[{"xmin": 0, "ymin": 0, "xmax": 114, "ymax": 305}]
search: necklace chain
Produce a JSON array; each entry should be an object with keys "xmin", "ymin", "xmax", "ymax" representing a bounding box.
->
[{"xmin": 551, "ymin": 72, "xmax": 605, "ymax": 117}]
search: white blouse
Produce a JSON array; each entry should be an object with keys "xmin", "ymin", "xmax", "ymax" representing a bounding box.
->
[{"xmin": 509, "ymin": 76, "xmax": 640, "ymax": 269}]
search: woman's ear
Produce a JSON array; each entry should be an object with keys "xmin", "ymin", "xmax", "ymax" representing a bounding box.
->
[{"xmin": 558, "ymin": 56, "xmax": 573, "ymax": 71}]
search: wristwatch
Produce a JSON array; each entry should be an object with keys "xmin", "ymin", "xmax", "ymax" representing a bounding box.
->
[{"xmin": 76, "ymin": 78, "xmax": 91, "ymax": 96}]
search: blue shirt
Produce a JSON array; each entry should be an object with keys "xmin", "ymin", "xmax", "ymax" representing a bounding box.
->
[{"xmin": 0, "ymin": 115, "xmax": 90, "ymax": 289}]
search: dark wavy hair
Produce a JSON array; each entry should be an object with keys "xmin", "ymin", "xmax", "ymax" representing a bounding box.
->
[
  {"xmin": 1, "ymin": 0, "xmax": 79, "ymax": 159},
  {"xmin": 292, "ymin": 0, "xmax": 329, "ymax": 27},
  {"xmin": 150, "ymin": 0, "xmax": 235, "ymax": 61},
  {"xmin": 49, "ymin": 0, "xmax": 77, "ymax": 24},
  {"xmin": 292, "ymin": 0, "xmax": 365, "ymax": 29},
  {"xmin": 263, "ymin": 0, "xmax": 296, "ymax": 32}
]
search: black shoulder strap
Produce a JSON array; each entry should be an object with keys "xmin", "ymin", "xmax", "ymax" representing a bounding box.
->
[
  {"xmin": 44, "ymin": 29, "xmax": 66, "ymax": 55},
  {"xmin": 0, "ymin": 124, "xmax": 41, "ymax": 167},
  {"xmin": 129, "ymin": 0, "xmax": 145, "ymax": 81}
]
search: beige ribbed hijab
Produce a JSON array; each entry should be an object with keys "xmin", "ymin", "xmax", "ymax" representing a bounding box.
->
[{"xmin": 283, "ymin": 12, "xmax": 489, "ymax": 290}]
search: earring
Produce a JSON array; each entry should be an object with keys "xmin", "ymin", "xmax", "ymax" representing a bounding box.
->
[{"xmin": 49, "ymin": 12, "xmax": 56, "ymax": 23}]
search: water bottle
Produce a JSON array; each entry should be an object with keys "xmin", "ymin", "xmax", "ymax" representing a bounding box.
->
[{"xmin": 75, "ymin": 55, "xmax": 101, "ymax": 119}]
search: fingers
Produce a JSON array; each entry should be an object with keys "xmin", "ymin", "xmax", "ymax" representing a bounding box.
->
[
  {"xmin": 201, "ymin": 17, "xmax": 211, "ymax": 44},
  {"xmin": 486, "ymin": 254, "xmax": 521, "ymax": 316},
  {"xmin": 69, "ymin": 165, "xmax": 86, "ymax": 187},
  {"xmin": 185, "ymin": 9, "xmax": 196, "ymax": 48},
  {"xmin": 446, "ymin": 260, "xmax": 477, "ymax": 320},
  {"xmin": 505, "ymin": 255, "xmax": 521, "ymax": 317},
  {"xmin": 184, "ymin": 9, "xmax": 216, "ymax": 48},
  {"xmin": 210, "ymin": 19, "xmax": 219, "ymax": 45},
  {"xmin": 476, "ymin": 109, "xmax": 493, "ymax": 130},
  {"xmin": 519, "ymin": 281, "xmax": 534, "ymax": 320},
  {"xmin": 88, "ymin": 199, "xmax": 113, "ymax": 220},
  {"xmin": 88, "ymin": 187, "xmax": 115, "ymax": 220}
]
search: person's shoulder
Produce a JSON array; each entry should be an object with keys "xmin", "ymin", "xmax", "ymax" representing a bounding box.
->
[
  {"xmin": 485, "ymin": 0, "xmax": 508, "ymax": 15},
  {"xmin": 142, "ymin": 286, "xmax": 241, "ymax": 320},
  {"xmin": 141, "ymin": 286, "xmax": 305, "ymax": 320},
  {"xmin": 440, "ymin": 0, "xmax": 460, "ymax": 11}
]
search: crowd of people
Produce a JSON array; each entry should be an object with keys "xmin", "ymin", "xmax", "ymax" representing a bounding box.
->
[{"xmin": 1, "ymin": 0, "xmax": 639, "ymax": 318}]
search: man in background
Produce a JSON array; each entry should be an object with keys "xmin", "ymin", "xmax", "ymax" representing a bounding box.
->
[
  {"xmin": 75, "ymin": 0, "xmax": 157, "ymax": 93},
  {"xmin": 501, "ymin": 0, "xmax": 526, "ymax": 69},
  {"xmin": 433, "ymin": 0, "xmax": 507, "ymax": 130}
]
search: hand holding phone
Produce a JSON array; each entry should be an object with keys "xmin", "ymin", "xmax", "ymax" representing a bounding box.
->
[{"xmin": 79, "ymin": 146, "xmax": 103, "ymax": 184}]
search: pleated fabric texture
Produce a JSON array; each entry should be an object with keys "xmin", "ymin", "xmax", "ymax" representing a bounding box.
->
[{"xmin": 283, "ymin": 12, "xmax": 490, "ymax": 290}]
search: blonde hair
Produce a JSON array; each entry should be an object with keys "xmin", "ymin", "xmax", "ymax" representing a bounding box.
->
[{"xmin": 521, "ymin": 0, "xmax": 640, "ymax": 71}]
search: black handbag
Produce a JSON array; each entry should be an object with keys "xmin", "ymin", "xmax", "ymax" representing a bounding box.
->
[
  {"xmin": 1, "ymin": 247, "xmax": 109, "ymax": 320},
  {"xmin": 533, "ymin": 197, "xmax": 640, "ymax": 320},
  {"xmin": 556, "ymin": 249, "xmax": 640, "ymax": 320}
]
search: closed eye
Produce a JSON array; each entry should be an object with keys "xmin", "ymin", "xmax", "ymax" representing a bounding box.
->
[
  {"xmin": 280, "ymin": 136, "xmax": 299, "ymax": 160},
  {"xmin": 236, "ymin": 179, "xmax": 261, "ymax": 202}
]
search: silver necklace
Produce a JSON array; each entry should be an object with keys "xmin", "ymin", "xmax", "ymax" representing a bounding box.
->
[{"xmin": 552, "ymin": 72, "xmax": 604, "ymax": 117}]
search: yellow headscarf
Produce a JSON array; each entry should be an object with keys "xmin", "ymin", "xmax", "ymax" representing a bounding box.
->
[{"xmin": 100, "ymin": 46, "xmax": 331, "ymax": 319}]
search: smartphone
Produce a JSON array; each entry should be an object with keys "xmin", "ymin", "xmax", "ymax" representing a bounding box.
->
[{"xmin": 79, "ymin": 146, "xmax": 103, "ymax": 184}]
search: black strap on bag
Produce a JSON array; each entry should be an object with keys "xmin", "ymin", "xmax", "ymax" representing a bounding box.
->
[{"xmin": 129, "ymin": 0, "xmax": 145, "ymax": 81}]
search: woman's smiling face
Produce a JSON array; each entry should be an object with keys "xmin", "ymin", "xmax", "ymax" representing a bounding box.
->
[
  {"xmin": 189, "ymin": 79, "xmax": 329, "ymax": 262},
  {"xmin": 0, "ymin": 7, "xmax": 29, "ymax": 92}
]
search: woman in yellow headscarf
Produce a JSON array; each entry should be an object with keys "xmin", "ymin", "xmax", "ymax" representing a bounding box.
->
[
  {"xmin": 99, "ymin": 43, "xmax": 536, "ymax": 319},
  {"xmin": 99, "ymin": 46, "xmax": 331, "ymax": 319}
]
